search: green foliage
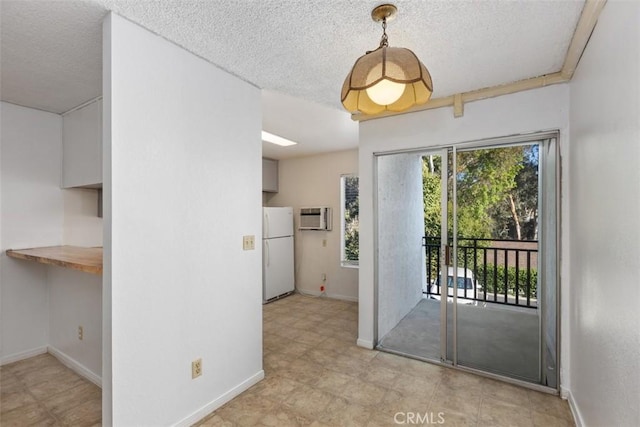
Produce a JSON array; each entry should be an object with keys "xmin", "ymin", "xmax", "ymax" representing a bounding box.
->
[
  {"xmin": 422, "ymin": 145, "xmax": 539, "ymax": 241},
  {"xmin": 490, "ymin": 145, "xmax": 539, "ymax": 239},
  {"xmin": 421, "ymin": 146, "xmax": 540, "ymax": 305},
  {"xmin": 422, "ymin": 157, "xmax": 441, "ymax": 238},
  {"xmin": 476, "ymin": 264, "xmax": 537, "ymax": 299},
  {"xmin": 453, "ymin": 147, "xmax": 524, "ymax": 239},
  {"xmin": 345, "ymin": 224, "xmax": 359, "ymax": 262},
  {"xmin": 344, "ymin": 176, "xmax": 359, "ymax": 262}
]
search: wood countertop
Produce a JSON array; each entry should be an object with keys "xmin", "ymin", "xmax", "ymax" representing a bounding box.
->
[{"xmin": 6, "ymin": 246, "xmax": 103, "ymax": 275}]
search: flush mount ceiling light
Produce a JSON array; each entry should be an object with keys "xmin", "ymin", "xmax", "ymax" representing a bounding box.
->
[
  {"xmin": 341, "ymin": 4, "xmax": 433, "ymax": 115},
  {"xmin": 262, "ymin": 131, "xmax": 298, "ymax": 147}
]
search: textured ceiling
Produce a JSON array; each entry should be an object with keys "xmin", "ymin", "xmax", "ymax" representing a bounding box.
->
[
  {"xmin": 261, "ymin": 90, "xmax": 358, "ymax": 159},
  {"xmin": 1, "ymin": 0, "xmax": 585, "ymax": 156},
  {"xmin": 1, "ymin": 0, "xmax": 105, "ymax": 113}
]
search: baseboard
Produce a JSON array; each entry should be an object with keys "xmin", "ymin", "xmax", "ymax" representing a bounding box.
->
[
  {"xmin": 47, "ymin": 346, "xmax": 102, "ymax": 388},
  {"xmin": 565, "ymin": 389, "xmax": 584, "ymax": 427},
  {"xmin": 296, "ymin": 289, "xmax": 358, "ymax": 302},
  {"xmin": 173, "ymin": 370, "xmax": 265, "ymax": 427},
  {"xmin": 296, "ymin": 289, "xmax": 322, "ymax": 298},
  {"xmin": 357, "ymin": 338, "xmax": 374, "ymax": 349},
  {"xmin": 559, "ymin": 385, "xmax": 570, "ymax": 399},
  {"xmin": 327, "ymin": 293, "xmax": 358, "ymax": 303},
  {"xmin": 0, "ymin": 346, "xmax": 47, "ymax": 365}
]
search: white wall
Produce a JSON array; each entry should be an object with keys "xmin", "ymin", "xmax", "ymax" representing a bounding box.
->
[
  {"xmin": 102, "ymin": 16, "xmax": 114, "ymax": 424},
  {"xmin": 377, "ymin": 152, "xmax": 425, "ymax": 339},
  {"xmin": 0, "ymin": 102, "xmax": 63, "ymax": 362},
  {"xmin": 104, "ymin": 13, "xmax": 263, "ymax": 426},
  {"xmin": 358, "ymin": 85, "xmax": 571, "ymax": 361},
  {"xmin": 63, "ymin": 188, "xmax": 103, "ymax": 247},
  {"xmin": 1, "ymin": 102, "xmax": 104, "ymax": 383},
  {"xmin": 568, "ymin": 2, "xmax": 640, "ymax": 425},
  {"xmin": 48, "ymin": 267, "xmax": 102, "ymax": 383},
  {"xmin": 267, "ymin": 150, "xmax": 359, "ymax": 301}
]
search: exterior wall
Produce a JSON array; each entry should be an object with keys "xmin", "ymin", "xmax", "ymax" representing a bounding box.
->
[
  {"xmin": 376, "ymin": 152, "xmax": 425, "ymax": 339},
  {"xmin": 267, "ymin": 149, "xmax": 359, "ymax": 301},
  {"xmin": 568, "ymin": 2, "xmax": 640, "ymax": 425}
]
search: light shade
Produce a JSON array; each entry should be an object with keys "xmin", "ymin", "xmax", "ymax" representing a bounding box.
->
[{"xmin": 341, "ymin": 46, "xmax": 433, "ymax": 115}]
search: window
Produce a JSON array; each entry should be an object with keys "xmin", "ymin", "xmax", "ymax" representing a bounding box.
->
[{"xmin": 340, "ymin": 175, "xmax": 359, "ymax": 267}]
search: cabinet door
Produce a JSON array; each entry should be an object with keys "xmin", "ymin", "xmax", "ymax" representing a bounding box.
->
[
  {"xmin": 62, "ymin": 100, "xmax": 102, "ymax": 188},
  {"xmin": 262, "ymin": 158, "xmax": 278, "ymax": 192}
]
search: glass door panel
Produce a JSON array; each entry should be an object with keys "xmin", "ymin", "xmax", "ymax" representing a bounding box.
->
[
  {"xmin": 451, "ymin": 142, "xmax": 555, "ymax": 384},
  {"xmin": 374, "ymin": 136, "xmax": 558, "ymax": 389},
  {"xmin": 445, "ymin": 148, "xmax": 456, "ymax": 364},
  {"xmin": 375, "ymin": 150, "xmax": 445, "ymax": 362}
]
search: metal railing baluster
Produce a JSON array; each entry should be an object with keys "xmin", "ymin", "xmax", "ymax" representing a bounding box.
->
[
  {"xmin": 515, "ymin": 250, "xmax": 520, "ymax": 306},
  {"xmin": 504, "ymin": 250, "xmax": 509, "ymax": 304},
  {"xmin": 422, "ymin": 236, "xmax": 538, "ymax": 308},
  {"xmin": 527, "ymin": 251, "xmax": 531, "ymax": 307}
]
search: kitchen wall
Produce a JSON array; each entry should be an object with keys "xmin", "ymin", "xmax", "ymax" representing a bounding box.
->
[
  {"xmin": 1, "ymin": 101, "xmax": 105, "ymax": 384},
  {"xmin": 48, "ymin": 267, "xmax": 102, "ymax": 384},
  {"xmin": 568, "ymin": 2, "xmax": 640, "ymax": 425},
  {"xmin": 104, "ymin": 13, "xmax": 263, "ymax": 426},
  {"xmin": 267, "ymin": 149, "xmax": 359, "ymax": 301},
  {"xmin": 0, "ymin": 102, "xmax": 63, "ymax": 363},
  {"xmin": 377, "ymin": 152, "xmax": 425, "ymax": 339},
  {"xmin": 63, "ymin": 188, "xmax": 103, "ymax": 247},
  {"xmin": 357, "ymin": 85, "xmax": 571, "ymax": 360}
]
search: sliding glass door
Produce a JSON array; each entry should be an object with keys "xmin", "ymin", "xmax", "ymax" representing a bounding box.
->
[{"xmin": 375, "ymin": 134, "xmax": 558, "ymax": 389}]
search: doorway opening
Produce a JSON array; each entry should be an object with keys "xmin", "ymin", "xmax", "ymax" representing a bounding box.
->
[{"xmin": 375, "ymin": 133, "xmax": 558, "ymax": 390}]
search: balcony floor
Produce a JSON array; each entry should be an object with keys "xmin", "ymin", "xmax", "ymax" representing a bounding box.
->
[{"xmin": 378, "ymin": 297, "xmax": 541, "ymax": 383}]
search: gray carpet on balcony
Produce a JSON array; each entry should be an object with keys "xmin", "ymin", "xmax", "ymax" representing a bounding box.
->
[{"xmin": 378, "ymin": 298, "xmax": 540, "ymax": 383}]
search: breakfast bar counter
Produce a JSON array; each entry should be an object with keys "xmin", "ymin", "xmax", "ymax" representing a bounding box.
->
[{"xmin": 6, "ymin": 245, "xmax": 103, "ymax": 275}]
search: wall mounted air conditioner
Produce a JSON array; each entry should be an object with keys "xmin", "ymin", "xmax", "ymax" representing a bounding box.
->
[{"xmin": 299, "ymin": 207, "xmax": 332, "ymax": 231}]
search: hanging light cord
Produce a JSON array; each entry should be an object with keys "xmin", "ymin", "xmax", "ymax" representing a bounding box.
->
[
  {"xmin": 367, "ymin": 17, "xmax": 389, "ymax": 54},
  {"xmin": 379, "ymin": 17, "xmax": 389, "ymax": 47}
]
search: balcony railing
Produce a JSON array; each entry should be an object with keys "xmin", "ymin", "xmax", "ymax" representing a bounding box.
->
[{"xmin": 423, "ymin": 236, "xmax": 538, "ymax": 309}]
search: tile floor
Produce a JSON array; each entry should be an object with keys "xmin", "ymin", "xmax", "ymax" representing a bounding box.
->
[
  {"xmin": 0, "ymin": 293, "xmax": 574, "ymax": 426},
  {"xmin": 0, "ymin": 353, "xmax": 101, "ymax": 426},
  {"xmin": 196, "ymin": 293, "xmax": 574, "ymax": 426}
]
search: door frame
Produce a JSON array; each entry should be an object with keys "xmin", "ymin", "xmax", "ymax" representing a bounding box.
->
[{"xmin": 372, "ymin": 130, "xmax": 561, "ymax": 393}]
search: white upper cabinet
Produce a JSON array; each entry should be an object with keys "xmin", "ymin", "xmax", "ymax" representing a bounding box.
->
[
  {"xmin": 262, "ymin": 158, "xmax": 278, "ymax": 193},
  {"xmin": 62, "ymin": 99, "xmax": 102, "ymax": 188}
]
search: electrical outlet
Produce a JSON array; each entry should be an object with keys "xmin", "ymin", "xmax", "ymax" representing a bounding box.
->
[
  {"xmin": 192, "ymin": 358, "xmax": 202, "ymax": 379},
  {"xmin": 243, "ymin": 235, "xmax": 255, "ymax": 251},
  {"xmin": 78, "ymin": 326, "xmax": 84, "ymax": 341}
]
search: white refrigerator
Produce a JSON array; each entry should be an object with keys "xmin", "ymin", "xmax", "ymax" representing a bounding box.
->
[{"xmin": 263, "ymin": 207, "xmax": 295, "ymax": 302}]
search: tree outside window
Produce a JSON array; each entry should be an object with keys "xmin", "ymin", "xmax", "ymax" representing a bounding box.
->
[{"xmin": 341, "ymin": 175, "xmax": 359, "ymax": 266}]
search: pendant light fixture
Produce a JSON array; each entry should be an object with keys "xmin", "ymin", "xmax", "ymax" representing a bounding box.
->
[{"xmin": 341, "ymin": 4, "xmax": 433, "ymax": 115}]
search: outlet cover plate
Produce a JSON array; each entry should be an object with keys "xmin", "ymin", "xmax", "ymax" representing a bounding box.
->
[{"xmin": 192, "ymin": 358, "xmax": 202, "ymax": 379}]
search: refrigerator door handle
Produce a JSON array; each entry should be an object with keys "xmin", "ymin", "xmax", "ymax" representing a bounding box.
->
[
  {"xmin": 265, "ymin": 241, "xmax": 270, "ymax": 267},
  {"xmin": 265, "ymin": 214, "xmax": 269, "ymax": 238}
]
